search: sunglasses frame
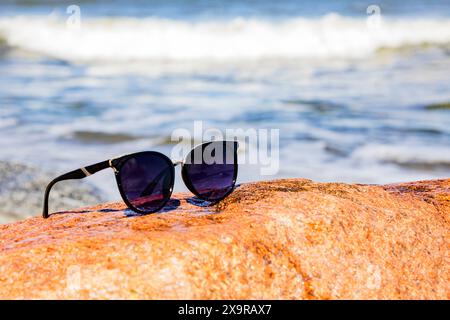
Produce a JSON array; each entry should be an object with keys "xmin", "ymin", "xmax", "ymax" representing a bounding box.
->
[
  {"xmin": 112, "ymin": 151, "xmax": 176, "ymax": 215},
  {"xmin": 43, "ymin": 141, "xmax": 238, "ymax": 218},
  {"xmin": 181, "ymin": 141, "xmax": 239, "ymax": 203}
]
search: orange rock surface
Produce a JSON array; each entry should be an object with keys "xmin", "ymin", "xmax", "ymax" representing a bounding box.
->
[{"xmin": 0, "ymin": 178, "xmax": 448, "ymax": 299}]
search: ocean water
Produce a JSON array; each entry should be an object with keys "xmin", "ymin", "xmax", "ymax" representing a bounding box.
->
[{"xmin": 0, "ymin": 0, "xmax": 449, "ymax": 219}]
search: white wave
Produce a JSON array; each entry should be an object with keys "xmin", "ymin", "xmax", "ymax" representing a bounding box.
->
[
  {"xmin": 351, "ymin": 144, "xmax": 450, "ymax": 166},
  {"xmin": 0, "ymin": 14, "xmax": 450, "ymax": 62}
]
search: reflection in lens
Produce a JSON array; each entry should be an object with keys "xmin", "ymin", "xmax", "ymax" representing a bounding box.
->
[
  {"xmin": 119, "ymin": 152, "xmax": 173, "ymax": 212},
  {"xmin": 183, "ymin": 141, "xmax": 237, "ymax": 201}
]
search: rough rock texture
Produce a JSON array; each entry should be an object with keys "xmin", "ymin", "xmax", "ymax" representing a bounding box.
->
[{"xmin": 0, "ymin": 178, "xmax": 448, "ymax": 299}]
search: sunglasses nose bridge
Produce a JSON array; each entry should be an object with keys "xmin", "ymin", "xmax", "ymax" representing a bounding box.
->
[{"xmin": 172, "ymin": 159, "xmax": 184, "ymax": 167}]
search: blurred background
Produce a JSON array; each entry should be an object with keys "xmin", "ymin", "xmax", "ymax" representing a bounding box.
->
[{"xmin": 0, "ymin": 0, "xmax": 449, "ymax": 222}]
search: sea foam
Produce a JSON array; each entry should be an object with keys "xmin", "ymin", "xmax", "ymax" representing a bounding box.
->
[{"xmin": 0, "ymin": 14, "xmax": 450, "ymax": 62}]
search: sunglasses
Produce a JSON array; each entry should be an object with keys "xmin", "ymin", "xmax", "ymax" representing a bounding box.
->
[{"xmin": 43, "ymin": 141, "xmax": 238, "ymax": 218}]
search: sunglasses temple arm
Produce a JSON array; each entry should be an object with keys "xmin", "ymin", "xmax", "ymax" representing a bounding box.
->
[{"xmin": 42, "ymin": 160, "xmax": 111, "ymax": 219}]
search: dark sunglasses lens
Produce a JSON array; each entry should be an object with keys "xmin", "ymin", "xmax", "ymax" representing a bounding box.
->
[
  {"xmin": 119, "ymin": 153, "xmax": 173, "ymax": 213},
  {"xmin": 183, "ymin": 141, "xmax": 237, "ymax": 201}
]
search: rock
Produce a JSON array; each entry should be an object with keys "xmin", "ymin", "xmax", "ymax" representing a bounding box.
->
[
  {"xmin": 425, "ymin": 102, "xmax": 450, "ymax": 110},
  {"xmin": 0, "ymin": 161, "xmax": 104, "ymax": 223},
  {"xmin": 71, "ymin": 131, "xmax": 142, "ymax": 144},
  {"xmin": 0, "ymin": 178, "xmax": 448, "ymax": 299},
  {"xmin": 282, "ymin": 99, "xmax": 345, "ymax": 113}
]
